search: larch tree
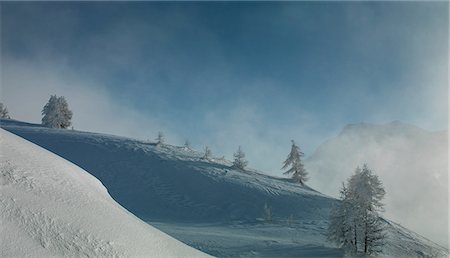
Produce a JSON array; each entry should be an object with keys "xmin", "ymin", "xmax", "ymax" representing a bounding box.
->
[
  {"xmin": 202, "ymin": 146, "xmax": 212, "ymax": 160},
  {"xmin": 184, "ymin": 140, "xmax": 191, "ymax": 149},
  {"xmin": 348, "ymin": 164, "xmax": 386, "ymax": 254},
  {"xmin": 232, "ymin": 146, "xmax": 248, "ymax": 170},
  {"xmin": 0, "ymin": 103, "xmax": 10, "ymax": 119},
  {"xmin": 156, "ymin": 131, "xmax": 165, "ymax": 145},
  {"xmin": 263, "ymin": 203, "xmax": 272, "ymax": 222},
  {"xmin": 328, "ymin": 164, "xmax": 386, "ymax": 255},
  {"xmin": 41, "ymin": 95, "xmax": 73, "ymax": 129},
  {"xmin": 282, "ymin": 140, "xmax": 308, "ymax": 185},
  {"xmin": 328, "ymin": 183, "xmax": 359, "ymax": 255}
]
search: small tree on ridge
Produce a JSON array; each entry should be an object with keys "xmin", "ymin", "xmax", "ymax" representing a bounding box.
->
[
  {"xmin": 41, "ymin": 95, "xmax": 73, "ymax": 129},
  {"xmin": 184, "ymin": 140, "xmax": 191, "ymax": 149},
  {"xmin": 232, "ymin": 146, "xmax": 248, "ymax": 170},
  {"xmin": 202, "ymin": 146, "xmax": 212, "ymax": 160},
  {"xmin": 156, "ymin": 131, "xmax": 165, "ymax": 145},
  {"xmin": 0, "ymin": 103, "xmax": 10, "ymax": 119},
  {"xmin": 282, "ymin": 140, "xmax": 308, "ymax": 185}
]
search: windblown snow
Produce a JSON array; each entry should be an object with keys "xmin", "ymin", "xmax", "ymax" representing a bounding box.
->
[
  {"xmin": 1, "ymin": 119, "xmax": 448, "ymax": 257},
  {"xmin": 0, "ymin": 128, "xmax": 208, "ymax": 257}
]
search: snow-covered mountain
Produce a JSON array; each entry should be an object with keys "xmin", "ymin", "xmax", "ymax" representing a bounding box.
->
[
  {"xmin": 1, "ymin": 119, "xmax": 448, "ymax": 257},
  {"xmin": 0, "ymin": 128, "xmax": 208, "ymax": 257},
  {"xmin": 305, "ymin": 121, "xmax": 448, "ymax": 248}
]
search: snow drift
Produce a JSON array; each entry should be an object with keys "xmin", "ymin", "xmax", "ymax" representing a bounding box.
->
[{"xmin": 0, "ymin": 128, "xmax": 208, "ymax": 257}]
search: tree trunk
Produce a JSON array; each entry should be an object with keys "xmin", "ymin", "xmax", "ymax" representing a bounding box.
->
[
  {"xmin": 364, "ymin": 221, "xmax": 368, "ymax": 253},
  {"xmin": 354, "ymin": 221, "xmax": 358, "ymax": 253},
  {"xmin": 364, "ymin": 235, "xmax": 368, "ymax": 253}
]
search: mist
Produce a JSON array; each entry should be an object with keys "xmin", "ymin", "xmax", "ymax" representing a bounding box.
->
[
  {"xmin": 1, "ymin": 58, "xmax": 182, "ymax": 145},
  {"xmin": 306, "ymin": 123, "xmax": 448, "ymax": 247},
  {"xmin": 1, "ymin": 1, "xmax": 448, "ymax": 248}
]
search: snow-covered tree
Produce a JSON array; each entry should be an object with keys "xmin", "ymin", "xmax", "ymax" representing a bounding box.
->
[
  {"xmin": 41, "ymin": 95, "xmax": 73, "ymax": 129},
  {"xmin": 263, "ymin": 202, "xmax": 272, "ymax": 222},
  {"xmin": 287, "ymin": 214, "xmax": 294, "ymax": 227},
  {"xmin": 328, "ymin": 183, "xmax": 358, "ymax": 254},
  {"xmin": 348, "ymin": 164, "xmax": 386, "ymax": 254},
  {"xmin": 155, "ymin": 131, "xmax": 165, "ymax": 145},
  {"xmin": 202, "ymin": 146, "xmax": 212, "ymax": 160},
  {"xmin": 0, "ymin": 103, "xmax": 10, "ymax": 119},
  {"xmin": 348, "ymin": 165, "xmax": 385, "ymax": 213},
  {"xmin": 232, "ymin": 146, "xmax": 248, "ymax": 170},
  {"xmin": 184, "ymin": 140, "xmax": 191, "ymax": 149},
  {"xmin": 282, "ymin": 140, "xmax": 308, "ymax": 185},
  {"xmin": 328, "ymin": 165, "xmax": 386, "ymax": 255}
]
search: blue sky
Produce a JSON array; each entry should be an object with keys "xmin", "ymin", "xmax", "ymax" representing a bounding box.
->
[{"xmin": 1, "ymin": 2, "xmax": 448, "ymax": 174}]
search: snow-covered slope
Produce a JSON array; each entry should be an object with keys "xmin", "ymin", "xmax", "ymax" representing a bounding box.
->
[
  {"xmin": 305, "ymin": 121, "xmax": 448, "ymax": 248},
  {"xmin": 1, "ymin": 119, "xmax": 448, "ymax": 257},
  {"xmin": 0, "ymin": 128, "xmax": 208, "ymax": 257},
  {"xmin": 0, "ymin": 121, "xmax": 334, "ymax": 224}
]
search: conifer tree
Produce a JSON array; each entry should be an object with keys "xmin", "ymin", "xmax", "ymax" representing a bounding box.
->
[
  {"xmin": 156, "ymin": 131, "xmax": 165, "ymax": 145},
  {"xmin": 328, "ymin": 183, "xmax": 358, "ymax": 254},
  {"xmin": 202, "ymin": 146, "xmax": 212, "ymax": 160},
  {"xmin": 0, "ymin": 103, "xmax": 10, "ymax": 119},
  {"xmin": 263, "ymin": 202, "xmax": 272, "ymax": 222},
  {"xmin": 282, "ymin": 140, "xmax": 308, "ymax": 185},
  {"xmin": 232, "ymin": 146, "xmax": 248, "ymax": 170},
  {"xmin": 184, "ymin": 140, "xmax": 191, "ymax": 149},
  {"xmin": 348, "ymin": 164, "xmax": 386, "ymax": 254},
  {"xmin": 328, "ymin": 164, "xmax": 386, "ymax": 255},
  {"xmin": 41, "ymin": 95, "xmax": 73, "ymax": 128}
]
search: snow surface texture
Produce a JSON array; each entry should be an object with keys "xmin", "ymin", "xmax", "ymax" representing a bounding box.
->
[
  {"xmin": 0, "ymin": 128, "xmax": 208, "ymax": 257},
  {"xmin": 1, "ymin": 119, "xmax": 448, "ymax": 257},
  {"xmin": 305, "ymin": 121, "xmax": 448, "ymax": 248}
]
